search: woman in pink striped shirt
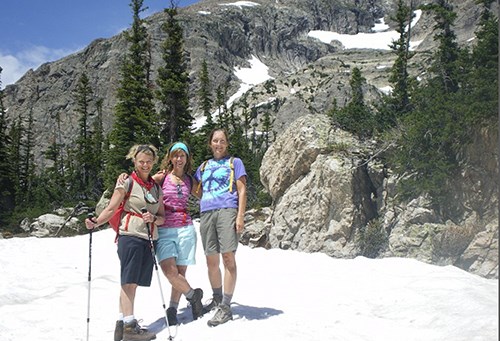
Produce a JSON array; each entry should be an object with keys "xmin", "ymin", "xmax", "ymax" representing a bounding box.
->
[{"xmin": 152, "ymin": 142, "xmax": 204, "ymax": 325}]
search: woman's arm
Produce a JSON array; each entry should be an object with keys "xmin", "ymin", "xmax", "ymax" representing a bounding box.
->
[
  {"xmin": 191, "ymin": 176, "xmax": 201, "ymax": 199},
  {"xmin": 235, "ymin": 176, "xmax": 247, "ymax": 233},
  {"xmin": 85, "ymin": 187, "xmax": 125, "ymax": 229},
  {"xmin": 154, "ymin": 193, "xmax": 166, "ymax": 226},
  {"xmin": 152, "ymin": 170, "xmax": 166, "ymax": 185}
]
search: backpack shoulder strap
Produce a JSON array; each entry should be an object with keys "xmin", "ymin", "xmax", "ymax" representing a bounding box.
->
[
  {"xmin": 229, "ymin": 157, "xmax": 235, "ymax": 192},
  {"xmin": 187, "ymin": 174, "xmax": 194, "ymax": 190},
  {"xmin": 125, "ymin": 177, "xmax": 133, "ymax": 199},
  {"xmin": 113, "ymin": 177, "xmax": 133, "ymax": 243},
  {"xmin": 196, "ymin": 160, "xmax": 209, "ymax": 194},
  {"xmin": 159, "ymin": 170, "xmax": 168, "ymax": 188}
]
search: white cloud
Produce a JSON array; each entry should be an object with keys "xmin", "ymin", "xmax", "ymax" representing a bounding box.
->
[{"xmin": 0, "ymin": 45, "xmax": 75, "ymax": 88}]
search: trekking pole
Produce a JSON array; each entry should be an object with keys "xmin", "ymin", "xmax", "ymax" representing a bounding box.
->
[
  {"xmin": 86, "ymin": 212, "xmax": 95, "ymax": 341},
  {"xmin": 141, "ymin": 208, "xmax": 177, "ymax": 341}
]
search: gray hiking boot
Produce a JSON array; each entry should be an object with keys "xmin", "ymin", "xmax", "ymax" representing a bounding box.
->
[
  {"xmin": 207, "ymin": 303, "xmax": 233, "ymax": 327},
  {"xmin": 202, "ymin": 293, "xmax": 222, "ymax": 314},
  {"xmin": 114, "ymin": 320, "xmax": 124, "ymax": 341},
  {"xmin": 123, "ymin": 319, "xmax": 156, "ymax": 341},
  {"xmin": 166, "ymin": 307, "xmax": 178, "ymax": 326},
  {"xmin": 187, "ymin": 288, "xmax": 204, "ymax": 320}
]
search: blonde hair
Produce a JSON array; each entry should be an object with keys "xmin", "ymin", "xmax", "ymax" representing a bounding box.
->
[{"xmin": 126, "ymin": 144, "xmax": 159, "ymax": 163}]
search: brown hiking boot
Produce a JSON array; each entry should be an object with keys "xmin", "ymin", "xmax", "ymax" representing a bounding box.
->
[
  {"xmin": 187, "ymin": 288, "xmax": 204, "ymax": 320},
  {"xmin": 114, "ymin": 320, "xmax": 124, "ymax": 341},
  {"xmin": 123, "ymin": 319, "xmax": 156, "ymax": 341}
]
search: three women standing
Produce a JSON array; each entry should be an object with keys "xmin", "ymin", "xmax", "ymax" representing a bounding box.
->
[{"xmin": 88, "ymin": 127, "xmax": 247, "ymax": 337}]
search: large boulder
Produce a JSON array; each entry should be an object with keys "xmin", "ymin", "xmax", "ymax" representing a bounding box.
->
[{"xmin": 258, "ymin": 113, "xmax": 498, "ymax": 278}]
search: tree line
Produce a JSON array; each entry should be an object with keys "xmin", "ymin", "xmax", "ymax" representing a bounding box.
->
[
  {"xmin": 329, "ymin": 0, "xmax": 497, "ymax": 217},
  {"xmin": 0, "ymin": 0, "xmax": 497, "ymax": 233},
  {"xmin": 0, "ymin": 0, "xmax": 273, "ymax": 233}
]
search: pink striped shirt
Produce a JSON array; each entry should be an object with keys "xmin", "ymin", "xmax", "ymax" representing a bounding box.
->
[{"xmin": 159, "ymin": 174, "xmax": 193, "ymax": 228}]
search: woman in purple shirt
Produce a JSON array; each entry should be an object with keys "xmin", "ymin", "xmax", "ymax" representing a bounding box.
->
[{"xmin": 194, "ymin": 128, "xmax": 247, "ymax": 327}]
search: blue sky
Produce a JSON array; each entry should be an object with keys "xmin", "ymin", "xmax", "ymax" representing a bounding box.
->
[{"xmin": 0, "ymin": 0, "xmax": 200, "ymax": 87}]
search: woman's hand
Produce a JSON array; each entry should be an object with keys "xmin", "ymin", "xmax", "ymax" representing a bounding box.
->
[
  {"xmin": 235, "ymin": 215, "xmax": 245, "ymax": 234},
  {"xmin": 141, "ymin": 210, "xmax": 157, "ymax": 224},
  {"xmin": 85, "ymin": 216, "xmax": 98, "ymax": 230},
  {"xmin": 116, "ymin": 173, "xmax": 129, "ymax": 186}
]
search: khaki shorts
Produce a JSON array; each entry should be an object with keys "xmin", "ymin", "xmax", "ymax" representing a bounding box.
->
[{"xmin": 200, "ymin": 208, "xmax": 238, "ymax": 255}]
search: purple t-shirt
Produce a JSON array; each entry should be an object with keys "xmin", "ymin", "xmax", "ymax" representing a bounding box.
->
[
  {"xmin": 194, "ymin": 156, "xmax": 247, "ymax": 213},
  {"xmin": 159, "ymin": 174, "xmax": 193, "ymax": 228}
]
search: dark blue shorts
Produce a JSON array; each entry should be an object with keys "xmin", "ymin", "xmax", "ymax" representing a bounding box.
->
[{"xmin": 117, "ymin": 235, "xmax": 154, "ymax": 286}]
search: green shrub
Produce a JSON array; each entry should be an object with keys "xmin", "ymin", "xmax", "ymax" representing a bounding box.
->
[{"xmin": 356, "ymin": 219, "xmax": 388, "ymax": 258}]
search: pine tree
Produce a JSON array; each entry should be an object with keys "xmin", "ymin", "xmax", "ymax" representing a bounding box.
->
[
  {"xmin": 391, "ymin": 0, "xmax": 475, "ymax": 209},
  {"xmin": 16, "ymin": 108, "xmax": 36, "ymax": 208},
  {"xmin": 0, "ymin": 68, "xmax": 15, "ymax": 225},
  {"xmin": 8, "ymin": 117, "xmax": 23, "ymax": 206},
  {"xmin": 156, "ymin": 5, "xmax": 192, "ymax": 145},
  {"xmin": 199, "ymin": 59, "xmax": 214, "ymax": 127},
  {"xmin": 332, "ymin": 67, "xmax": 373, "ymax": 138},
  {"xmin": 376, "ymin": 0, "xmax": 416, "ymax": 131},
  {"xmin": 104, "ymin": 0, "xmax": 157, "ymax": 188},
  {"xmin": 462, "ymin": 0, "xmax": 498, "ymax": 127},
  {"xmin": 239, "ymin": 93, "xmax": 252, "ymax": 144},
  {"xmin": 260, "ymin": 108, "xmax": 275, "ymax": 151},
  {"xmin": 43, "ymin": 136, "xmax": 66, "ymax": 204},
  {"xmin": 421, "ymin": 0, "xmax": 461, "ymax": 93},
  {"xmin": 72, "ymin": 73, "xmax": 94, "ymax": 199},
  {"xmin": 187, "ymin": 60, "xmax": 216, "ymax": 167},
  {"xmin": 90, "ymin": 98, "xmax": 106, "ymax": 198},
  {"xmin": 215, "ymin": 84, "xmax": 229, "ymax": 127}
]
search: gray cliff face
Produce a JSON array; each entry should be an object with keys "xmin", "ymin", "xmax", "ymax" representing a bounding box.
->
[
  {"xmin": 3, "ymin": 0, "xmax": 497, "ymax": 277},
  {"xmin": 257, "ymin": 115, "xmax": 498, "ymax": 279},
  {"xmin": 3, "ymin": 0, "xmax": 483, "ymax": 165}
]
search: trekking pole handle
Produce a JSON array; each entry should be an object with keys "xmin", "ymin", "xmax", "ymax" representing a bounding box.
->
[
  {"xmin": 86, "ymin": 212, "xmax": 97, "ymax": 230},
  {"xmin": 141, "ymin": 207, "xmax": 155, "ymax": 224}
]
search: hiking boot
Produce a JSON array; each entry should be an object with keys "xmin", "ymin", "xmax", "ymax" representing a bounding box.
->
[
  {"xmin": 202, "ymin": 293, "xmax": 222, "ymax": 314},
  {"xmin": 123, "ymin": 319, "xmax": 156, "ymax": 341},
  {"xmin": 114, "ymin": 320, "xmax": 124, "ymax": 341},
  {"xmin": 166, "ymin": 307, "xmax": 178, "ymax": 326},
  {"xmin": 207, "ymin": 304, "xmax": 233, "ymax": 327},
  {"xmin": 187, "ymin": 288, "xmax": 204, "ymax": 320}
]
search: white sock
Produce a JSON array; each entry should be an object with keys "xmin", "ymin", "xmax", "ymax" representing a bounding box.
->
[
  {"xmin": 117, "ymin": 313, "xmax": 124, "ymax": 321},
  {"xmin": 123, "ymin": 315, "xmax": 135, "ymax": 323}
]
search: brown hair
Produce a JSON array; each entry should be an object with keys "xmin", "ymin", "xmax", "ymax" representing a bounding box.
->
[
  {"xmin": 207, "ymin": 128, "xmax": 230, "ymax": 147},
  {"xmin": 159, "ymin": 142, "xmax": 193, "ymax": 174}
]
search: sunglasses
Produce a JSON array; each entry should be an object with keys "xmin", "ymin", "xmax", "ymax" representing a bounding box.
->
[
  {"xmin": 144, "ymin": 191, "xmax": 158, "ymax": 204},
  {"xmin": 176, "ymin": 184, "xmax": 183, "ymax": 198}
]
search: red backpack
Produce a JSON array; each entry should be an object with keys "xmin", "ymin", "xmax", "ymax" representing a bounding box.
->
[{"xmin": 108, "ymin": 177, "xmax": 133, "ymax": 241}]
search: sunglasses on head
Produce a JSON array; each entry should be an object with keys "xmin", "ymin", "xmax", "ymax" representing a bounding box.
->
[{"xmin": 135, "ymin": 145, "xmax": 156, "ymax": 158}]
